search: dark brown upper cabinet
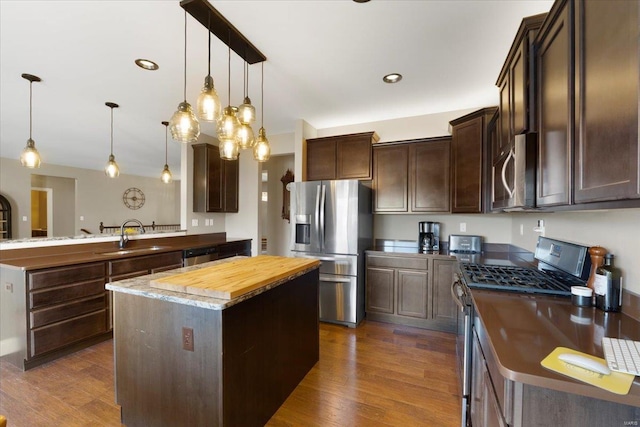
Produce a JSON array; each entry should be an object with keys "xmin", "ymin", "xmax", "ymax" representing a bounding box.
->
[
  {"xmin": 450, "ymin": 108, "xmax": 497, "ymax": 214},
  {"xmin": 372, "ymin": 137, "xmax": 450, "ymax": 214},
  {"xmin": 305, "ymin": 131, "xmax": 379, "ymax": 181},
  {"xmin": 536, "ymin": 0, "xmax": 573, "ymax": 207},
  {"xmin": 573, "ymin": 0, "xmax": 639, "ymax": 203},
  {"xmin": 496, "ymin": 13, "xmax": 547, "ymax": 162},
  {"xmin": 192, "ymin": 143, "xmax": 239, "ymax": 213}
]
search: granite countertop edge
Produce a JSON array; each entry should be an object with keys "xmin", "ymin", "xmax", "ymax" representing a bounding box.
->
[{"xmin": 106, "ymin": 257, "xmax": 319, "ymax": 310}]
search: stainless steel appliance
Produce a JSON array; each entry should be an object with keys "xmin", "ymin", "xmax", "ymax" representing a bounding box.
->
[
  {"xmin": 458, "ymin": 237, "xmax": 591, "ymax": 296},
  {"xmin": 451, "ymin": 275, "xmax": 473, "ymax": 427},
  {"xmin": 289, "ymin": 179, "xmax": 372, "ymax": 327},
  {"xmin": 418, "ymin": 221, "xmax": 440, "ymax": 252},
  {"xmin": 182, "ymin": 246, "xmax": 218, "ymax": 266},
  {"xmin": 493, "ymin": 133, "xmax": 537, "ymax": 211}
]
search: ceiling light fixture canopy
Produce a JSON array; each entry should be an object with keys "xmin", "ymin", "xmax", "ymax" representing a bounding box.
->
[
  {"xmin": 104, "ymin": 102, "xmax": 120, "ymax": 178},
  {"xmin": 161, "ymin": 121, "xmax": 173, "ymax": 184},
  {"xmin": 134, "ymin": 59, "xmax": 159, "ymax": 70},
  {"xmin": 20, "ymin": 73, "xmax": 42, "ymax": 168},
  {"xmin": 383, "ymin": 73, "xmax": 403, "ymax": 83},
  {"xmin": 253, "ymin": 62, "xmax": 271, "ymax": 162},
  {"xmin": 170, "ymin": 10, "xmax": 200, "ymax": 144},
  {"xmin": 196, "ymin": 12, "xmax": 221, "ymax": 122}
]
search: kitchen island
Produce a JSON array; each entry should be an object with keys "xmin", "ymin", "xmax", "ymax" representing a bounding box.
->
[{"xmin": 106, "ymin": 255, "xmax": 320, "ymax": 427}]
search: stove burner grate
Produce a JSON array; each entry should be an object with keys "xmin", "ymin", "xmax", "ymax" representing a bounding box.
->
[{"xmin": 460, "ymin": 263, "xmax": 584, "ymax": 296}]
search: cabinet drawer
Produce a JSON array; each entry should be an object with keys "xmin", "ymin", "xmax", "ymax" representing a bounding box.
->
[
  {"xmin": 30, "ymin": 310, "xmax": 108, "ymax": 357},
  {"xmin": 28, "ymin": 262, "xmax": 105, "ymax": 290},
  {"xmin": 30, "ymin": 279, "xmax": 106, "ymax": 309},
  {"xmin": 109, "ymin": 251, "xmax": 183, "ymax": 276},
  {"xmin": 30, "ymin": 294, "xmax": 107, "ymax": 328},
  {"xmin": 367, "ymin": 255, "xmax": 427, "ymax": 271}
]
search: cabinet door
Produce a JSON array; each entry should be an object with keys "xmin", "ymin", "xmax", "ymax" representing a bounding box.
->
[
  {"xmin": 511, "ymin": 40, "xmax": 527, "ymax": 136},
  {"xmin": 397, "ymin": 269, "xmax": 428, "ymax": 319},
  {"xmin": 336, "ymin": 136, "xmax": 372, "ymax": 180},
  {"xmin": 193, "ymin": 144, "xmax": 239, "ymax": 213},
  {"xmin": 373, "ymin": 145, "xmax": 409, "ymax": 212},
  {"xmin": 432, "ymin": 260, "xmax": 456, "ymax": 326},
  {"xmin": 484, "ymin": 369, "xmax": 508, "ymax": 427},
  {"xmin": 306, "ymin": 139, "xmax": 336, "ymax": 181},
  {"xmin": 536, "ymin": 2, "xmax": 572, "ymax": 207},
  {"xmin": 470, "ymin": 331, "xmax": 485, "ymax": 427},
  {"xmin": 574, "ymin": 0, "xmax": 639, "ymax": 203},
  {"xmin": 451, "ymin": 116, "xmax": 484, "ymax": 213},
  {"xmin": 366, "ymin": 267, "xmax": 394, "ymax": 314},
  {"xmin": 410, "ymin": 140, "xmax": 450, "ymax": 212},
  {"xmin": 498, "ymin": 75, "xmax": 511, "ymax": 159}
]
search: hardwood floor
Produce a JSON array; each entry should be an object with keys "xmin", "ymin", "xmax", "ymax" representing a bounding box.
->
[{"xmin": 0, "ymin": 320, "xmax": 461, "ymax": 426}]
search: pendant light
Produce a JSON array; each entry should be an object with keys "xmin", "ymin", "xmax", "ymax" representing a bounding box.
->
[
  {"xmin": 218, "ymin": 31, "xmax": 241, "ymax": 160},
  {"xmin": 196, "ymin": 13, "xmax": 221, "ymax": 122},
  {"xmin": 20, "ymin": 73, "xmax": 42, "ymax": 168},
  {"xmin": 170, "ymin": 10, "xmax": 200, "ymax": 144},
  {"xmin": 253, "ymin": 62, "xmax": 271, "ymax": 162},
  {"xmin": 237, "ymin": 61, "xmax": 256, "ymax": 149},
  {"xmin": 104, "ymin": 102, "xmax": 120, "ymax": 178},
  {"xmin": 160, "ymin": 121, "xmax": 173, "ymax": 183}
]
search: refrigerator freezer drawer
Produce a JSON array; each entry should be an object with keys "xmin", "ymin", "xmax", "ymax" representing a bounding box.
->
[
  {"xmin": 319, "ymin": 274, "xmax": 357, "ymax": 325},
  {"xmin": 291, "ymin": 253, "xmax": 358, "ymax": 276}
]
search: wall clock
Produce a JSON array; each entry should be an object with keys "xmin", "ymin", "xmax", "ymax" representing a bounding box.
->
[{"xmin": 123, "ymin": 187, "xmax": 145, "ymax": 210}]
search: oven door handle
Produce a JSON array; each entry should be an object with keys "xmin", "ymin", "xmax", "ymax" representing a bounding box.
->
[{"xmin": 451, "ymin": 280, "xmax": 466, "ymax": 312}]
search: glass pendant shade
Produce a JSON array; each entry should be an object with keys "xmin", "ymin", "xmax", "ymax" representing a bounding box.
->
[
  {"xmin": 105, "ymin": 154, "xmax": 120, "ymax": 178},
  {"xmin": 253, "ymin": 127, "xmax": 271, "ymax": 162},
  {"xmin": 218, "ymin": 106, "xmax": 240, "ymax": 141},
  {"xmin": 161, "ymin": 164, "xmax": 173, "ymax": 183},
  {"xmin": 237, "ymin": 97, "xmax": 256, "ymax": 125},
  {"xmin": 237, "ymin": 122, "xmax": 255, "ymax": 149},
  {"xmin": 196, "ymin": 76, "xmax": 221, "ymax": 122},
  {"xmin": 170, "ymin": 101, "xmax": 200, "ymax": 144},
  {"xmin": 219, "ymin": 136, "xmax": 239, "ymax": 160},
  {"xmin": 20, "ymin": 138, "xmax": 41, "ymax": 168}
]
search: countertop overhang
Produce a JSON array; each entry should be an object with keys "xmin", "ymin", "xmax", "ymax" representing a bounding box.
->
[
  {"xmin": 0, "ymin": 233, "xmax": 250, "ymax": 270},
  {"xmin": 473, "ymin": 289, "xmax": 640, "ymax": 407},
  {"xmin": 106, "ymin": 255, "xmax": 320, "ymax": 310}
]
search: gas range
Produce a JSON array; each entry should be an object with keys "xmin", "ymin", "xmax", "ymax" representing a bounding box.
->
[
  {"xmin": 459, "ymin": 263, "xmax": 585, "ymax": 296},
  {"xmin": 456, "ymin": 237, "xmax": 592, "ymax": 297}
]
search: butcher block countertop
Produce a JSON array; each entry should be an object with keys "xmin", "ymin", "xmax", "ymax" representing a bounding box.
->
[{"xmin": 106, "ymin": 255, "xmax": 320, "ymax": 310}]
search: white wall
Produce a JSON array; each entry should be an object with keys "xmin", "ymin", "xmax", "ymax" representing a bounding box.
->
[{"xmin": 0, "ymin": 157, "xmax": 180, "ymax": 238}]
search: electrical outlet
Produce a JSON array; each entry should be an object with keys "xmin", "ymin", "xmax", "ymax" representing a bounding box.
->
[
  {"xmin": 22, "ymin": 216, "xmax": 28, "ymax": 222},
  {"xmin": 182, "ymin": 327, "xmax": 194, "ymax": 352},
  {"xmin": 191, "ymin": 219, "xmax": 199, "ymax": 227},
  {"xmin": 520, "ymin": 224, "xmax": 524, "ymax": 236},
  {"xmin": 460, "ymin": 222, "xmax": 467, "ymax": 232},
  {"xmin": 80, "ymin": 215, "xmax": 84, "ymax": 221}
]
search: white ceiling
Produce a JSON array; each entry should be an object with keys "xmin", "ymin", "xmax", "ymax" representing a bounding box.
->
[{"xmin": 0, "ymin": 0, "xmax": 553, "ymax": 178}]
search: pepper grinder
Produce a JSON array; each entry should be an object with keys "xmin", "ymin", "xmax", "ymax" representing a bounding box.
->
[{"xmin": 586, "ymin": 246, "xmax": 607, "ymax": 292}]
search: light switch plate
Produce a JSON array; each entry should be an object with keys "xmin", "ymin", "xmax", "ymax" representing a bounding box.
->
[{"xmin": 191, "ymin": 219, "xmax": 198, "ymax": 227}]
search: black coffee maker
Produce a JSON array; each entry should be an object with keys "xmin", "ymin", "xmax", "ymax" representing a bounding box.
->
[{"xmin": 419, "ymin": 221, "xmax": 440, "ymax": 252}]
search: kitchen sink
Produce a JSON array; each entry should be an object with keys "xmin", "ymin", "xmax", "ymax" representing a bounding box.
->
[{"xmin": 96, "ymin": 246, "xmax": 169, "ymax": 256}]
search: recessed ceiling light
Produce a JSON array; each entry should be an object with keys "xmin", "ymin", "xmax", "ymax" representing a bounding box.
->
[
  {"xmin": 135, "ymin": 59, "xmax": 159, "ymax": 70},
  {"xmin": 353, "ymin": 0, "xmax": 371, "ymax": 3},
  {"xmin": 383, "ymin": 73, "xmax": 402, "ymax": 84}
]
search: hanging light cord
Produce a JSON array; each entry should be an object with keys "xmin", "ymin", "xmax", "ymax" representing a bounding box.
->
[
  {"xmin": 183, "ymin": 10, "xmax": 188, "ymax": 102},
  {"xmin": 110, "ymin": 106, "xmax": 114, "ymax": 155},
  {"xmin": 207, "ymin": 13, "xmax": 211, "ymax": 77},
  {"xmin": 227, "ymin": 29, "xmax": 231, "ymax": 105},
  {"xmin": 165, "ymin": 125, "xmax": 169, "ymax": 164},
  {"xmin": 243, "ymin": 61, "xmax": 247, "ymax": 98},
  {"xmin": 29, "ymin": 80, "xmax": 33, "ymax": 139},
  {"xmin": 261, "ymin": 62, "xmax": 264, "ymax": 126}
]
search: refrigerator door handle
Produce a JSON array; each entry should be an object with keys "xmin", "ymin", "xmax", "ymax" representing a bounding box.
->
[
  {"xmin": 314, "ymin": 184, "xmax": 321, "ymax": 249},
  {"xmin": 319, "ymin": 184, "xmax": 326, "ymax": 252},
  {"xmin": 320, "ymin": 275, "xmax": 353, "ymax": 284}
]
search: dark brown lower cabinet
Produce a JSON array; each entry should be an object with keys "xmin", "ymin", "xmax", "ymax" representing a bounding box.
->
[
  {"xmin": 25, "ymin": 262, "xmax": 110, "ymax": 368},
  {"xmin": 365, "ymin": 253, "xmax": 455, "ymax": 332},
  {"xmin": 108, "ymin": 251, "xmax": 183, "ymax": 282}
]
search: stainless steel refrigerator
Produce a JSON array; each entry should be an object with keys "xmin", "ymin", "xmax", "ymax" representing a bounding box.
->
[{"xmin": 289, "ymin": 179, "xmax": 372, "ymax": 327}]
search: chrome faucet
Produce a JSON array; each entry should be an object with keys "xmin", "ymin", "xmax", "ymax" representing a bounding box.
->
[{"xmin": 119, "ymin": 219, "xmax": 146, "ymax": 249}]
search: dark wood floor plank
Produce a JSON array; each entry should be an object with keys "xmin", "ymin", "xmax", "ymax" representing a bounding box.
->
[{"xmin": 0, "ymin": 320, "xmax": 461, "ymax": 426}]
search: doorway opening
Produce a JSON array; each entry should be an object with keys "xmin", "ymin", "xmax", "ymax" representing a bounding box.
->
[{"xmin": 31, "ymin": 187, "xmax": 52, "ymax": 237}]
